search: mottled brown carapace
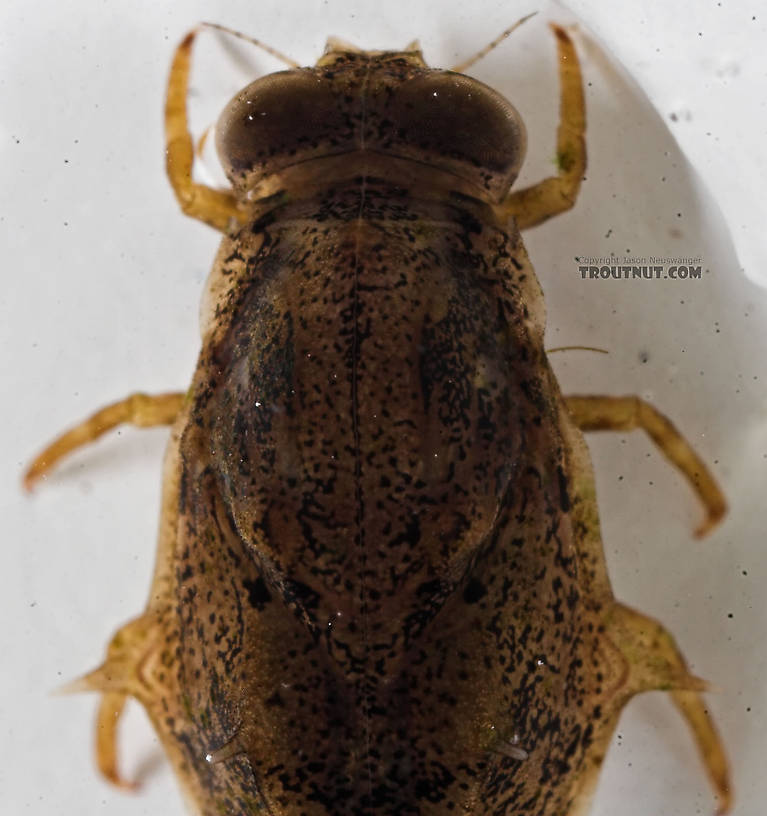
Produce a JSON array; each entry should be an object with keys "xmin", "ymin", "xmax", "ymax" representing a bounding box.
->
[{"xmin": 26, "ymin": 22, "xmax": 731, "ymax": 816}]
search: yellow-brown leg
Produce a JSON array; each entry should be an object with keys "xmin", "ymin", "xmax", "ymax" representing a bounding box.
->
[
  {"xmin": 500, "ymin": 24, "xmax": 586, "ymax": 230},
  {"xmin": 672, "ymin": 689, "xmax": 733, "ymax": 815},
  {"xmin": 96, "ymin": 693, "xmax": 136, "ymax": 790},
  {"xmin": 61, "ymin": 612, "xmax": 169, "ymax": 791},
  {"xmin": 605, "ymin": 602, "xmax": 732, "ymax": 815},
  {"xmin": 562, "ymin": 600, "xmax": 732, "ymax": 816},
  {"xmin": 165, "ymin": 29, "xmax": 245, "ymax": 232},
  {"xmin": 564, "ymin": 394, "xmax": 726, "ymax": 537},
  {"xmin": 24, "ymin": 391, "xmax": 185, "ymax": 489}
]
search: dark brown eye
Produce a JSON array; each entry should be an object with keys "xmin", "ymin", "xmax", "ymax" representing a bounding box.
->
[
  {"xmin": 216, "ymin": 70, "xmax": 352, "ymax": 185},
  {"xmin": 366, "ymin": 72, "xmax": 527, "ymax": 200},
  {"xmin": 216, "ymin": 64, "xmax": 526, "ymax": 202}
]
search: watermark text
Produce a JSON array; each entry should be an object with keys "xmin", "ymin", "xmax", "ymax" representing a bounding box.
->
[{"xmin": 575, "ymin": 256, "xmax": 703, "ymax": 281}]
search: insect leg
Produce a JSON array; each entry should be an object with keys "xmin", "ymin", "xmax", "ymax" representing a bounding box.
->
[
  {"xmin": 61, "ymin": 612, "xmax": 169, "ymax": 791},
  {"xmin": 95, "ymin": 692, "xmax": 136, "ymax": 789},
  {"xmin": 166, "ymin": 29, "xmax": 246, "ymax": 232},
  {"xmin": 564, "ymin": 395, "xmax": 726, "ymax": 537},
  {"xmin": 605, "ymin": 602, "xmax": 732, "ymax": 815},
  {"xmin": 500, "ymin": 24, "xmax": 586, "ymax": 230},
  {"xmin": 24, "ymin": 391, "xmax": 185, "ymax": 489},
  {"xmin": 670, "ymin": 689, "xmax": 733, "ymax": 815}
]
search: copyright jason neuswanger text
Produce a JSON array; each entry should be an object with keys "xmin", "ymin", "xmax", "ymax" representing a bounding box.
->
[{"xmin": 575, "ymin": 255, "xmax": 703, "ymax": 280}]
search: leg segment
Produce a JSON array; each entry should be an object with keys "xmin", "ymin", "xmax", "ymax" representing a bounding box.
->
[
  {"xmin": 61, "ymin": 611, "xmax": 170, "ymax": 791},
  {"xmin": 564, "ymin": 394, "xmax": 726, "ymax": 537},
  {"xmin": 671, "ymin": 690, "xmax": 733, "ymax": 815},
  {"xmin": 24, "ymin": 391, "xmax": 185, "ymax": 489},
  {"xmin": 165, "ymin": 29, "xmax": 245, "ymax": 232},
  {"xmin": 606, "ymin": 602, "xmax": 732, "ymax": 815},
  {"xmin": 501, "ymin": 24, "xmax": 586, "ymax": 230},
  {"xmin": 96, "ymin": 692, "xmax": 136, "ymax": 790}
]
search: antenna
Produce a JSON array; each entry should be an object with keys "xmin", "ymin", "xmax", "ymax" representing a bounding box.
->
[
  {"xmin": 451, "ymin": 12, "xmax": 537, "ymax": 73},
  {"xmin": 201, "ymin": 21, "xmax": 300, "ymax": 69}
]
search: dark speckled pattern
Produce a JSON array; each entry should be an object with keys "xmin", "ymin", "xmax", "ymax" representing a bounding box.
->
[
  {"xmin": 31, "ymin": 37, "xmax": 726, "ymax": 816},
  {"xmin": 154, "ymin": 182, "xmax": 617, "ymax": 815},
  {"xmin": 77, "ymin": 43, "xmax": 666, "ymax": 816}
]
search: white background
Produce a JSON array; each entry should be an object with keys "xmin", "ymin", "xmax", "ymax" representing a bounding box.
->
[{"xmin": 2, "ymin": 1, "xmax": 766, "ymax": 815}]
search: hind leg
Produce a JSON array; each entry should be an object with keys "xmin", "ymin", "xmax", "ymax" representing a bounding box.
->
[{"xmin": 605, "ymin": 602, "xmax": 732, "ymax": 815}]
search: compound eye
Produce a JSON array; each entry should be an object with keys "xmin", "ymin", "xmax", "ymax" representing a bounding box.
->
[
  {"xmin": 377, "ymin": 72, "xmax": 526, "ymax": 199},
  {"xmin": 216, "ymin": 71, "xmax": 346, "ymax": 186}
]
